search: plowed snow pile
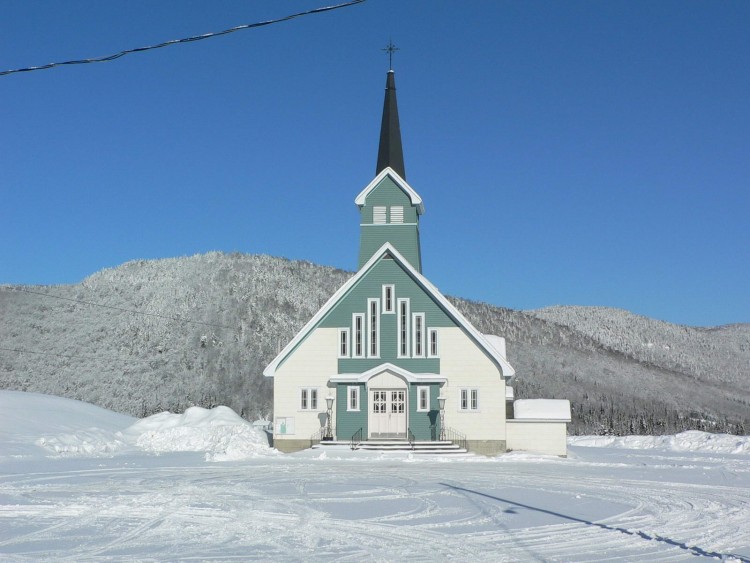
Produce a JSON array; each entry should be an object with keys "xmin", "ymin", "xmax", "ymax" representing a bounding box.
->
[
  {"xmin": 0, "ymin": 390, "xmax": 275, "ymax": 460},
  {"xmin": 122, "ymin": 405, "xmax": 277, "ymax": 461}
]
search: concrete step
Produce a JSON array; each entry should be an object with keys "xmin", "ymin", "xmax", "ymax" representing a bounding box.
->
[{"xmin": 312, "ymin": 439, "xmax": 467, "ymax": 454}]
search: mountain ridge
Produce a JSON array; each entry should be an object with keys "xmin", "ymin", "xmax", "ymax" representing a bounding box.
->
[{"xmin": 1, "ymin": 252, "xmax": 748, "ymax": 435}]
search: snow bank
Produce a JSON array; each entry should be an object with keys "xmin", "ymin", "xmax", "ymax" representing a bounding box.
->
[
  {"xmin": 0, "ymin": 391, "xmax": 275, "ymax": 461},
  {"xmin": 569, "ymin": 430, "xmax": 750, "ymax": 455},
  {"xmin": 122, "ymin": 406, "xmax": 278, "ymax": 461}
]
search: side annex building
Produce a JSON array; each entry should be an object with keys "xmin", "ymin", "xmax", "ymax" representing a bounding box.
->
[{"xmin": 264, "ymin": 70, "xmax": 570, "ymax": 456}]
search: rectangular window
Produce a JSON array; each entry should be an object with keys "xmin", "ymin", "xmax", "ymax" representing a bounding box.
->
[
  {"xmin": 300, "ymin": 388, "xmax": 319, "ymax": 411},
  {"xmin": 397, "ymin": 299, "xmax": 410, "ymax": 357},
  {"xmin": 338, "ymin": 328, "xmax": 349, "ymax": 358},
  {"xmin": 417, "ymin": 386, "xmax": 429, "ymax": 412},
  {"xmin": 368, "ymin": 298, "xmax": 380, "ymax": 358},
  {"xmin": 348, "ymin": 386, "xmax": 360, "ymax": 411},
  {"xmin": 428, "ymin": 328, "xmax": 439, "ymax": 357},
  {"xmin": 373, "ymin": 206, "xmax": 386, "ymax": 224},
  {"xmin": 412, "ymin": 313, "xmax": 425, "ymax": 358},
  {"xmin": 390, "ymin": 206, "xmax": 404, "ymax": 223},
  {"xmin": 460, "ymin": 388, "xmax": 479, "ymax": 411},
  {"xmin": 353, "ymin": 314, "xmax": 364, "ymax": 358},
  {"xmin": 382, "ymin": 284, "xmax": 395, "ymax": 313}
]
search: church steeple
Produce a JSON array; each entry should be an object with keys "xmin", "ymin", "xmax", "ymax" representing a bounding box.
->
[
  {"xmin": 356, "ymin": 68, "xmax": 423, "ymax": 273},
  {"xmin": 376, "ymin": 70, "xmax": 406, "ymax": 179}
]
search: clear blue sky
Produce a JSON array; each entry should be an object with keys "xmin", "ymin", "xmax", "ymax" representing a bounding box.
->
[{"xmin": 2, "ymin": 1, "xmax": 748, "ymax": 327}]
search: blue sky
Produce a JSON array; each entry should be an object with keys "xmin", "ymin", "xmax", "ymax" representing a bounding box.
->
[{"xmin": 1, "ymin": 1, "xmax": 748, "ymax": 327}]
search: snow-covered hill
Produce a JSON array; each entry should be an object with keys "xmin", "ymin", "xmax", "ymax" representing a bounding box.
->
[
  {"xmin": 1, "ymin": 252, "xmax": 748, "ymax": 434},
  {"xmin": 1, "ymin": 391, "xmax": 749, "ymax": 561}
]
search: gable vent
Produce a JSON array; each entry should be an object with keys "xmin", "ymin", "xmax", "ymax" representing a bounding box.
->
[
  {"xmin": 390, "ymin": 206, "xmax": 404, "ymax": 223},
  {"xmin": 373, "ymin": 206, "xmax": 387, "ymax": 224}
]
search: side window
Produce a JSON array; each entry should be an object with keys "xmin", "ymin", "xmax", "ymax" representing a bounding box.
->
[
  {"xmin": 348, "ymin": 386, "xmax": 360, "ymax": 411},
  {"xmin": 300, "ymin": 388, "xmax": 319, "ymax": 410},
  {"xmin": 459, "ymin": 388, "xmax": 479, "ymax": 411},
  {"xmin": 417, "ymin": 386, "xmax": 429, "ymax": 412}
]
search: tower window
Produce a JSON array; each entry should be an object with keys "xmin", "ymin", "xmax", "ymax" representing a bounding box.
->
[
  {"xmin": 397, "ymin": 299, "xmax": 410, "ymax": 357},
  {"xmin": 428, "ymin": 328, "xmax": 439, "ymax": 357},
  {"xmin": 353, "ymin": 314, "xmax": 365, "ymax": 358},
  {"xmin": 373, "ymin": 206, "xmax": 386, "ymax": 224},
  {"xmin": 413, "ymin": 313, "xmax": 425, "ymax": 357},
  {"xmin": 368, "ymin": 298, "xmax": 380, "ymax": 358},
  {"xmin": 382, "ymin": 285, "xmax": 395, "ymax": 313},
  {"xmin": 338, "ymin": 328, "xmax": 349, "ymax": 358}
]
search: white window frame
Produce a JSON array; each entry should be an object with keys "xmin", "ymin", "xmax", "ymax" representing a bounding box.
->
[
  {"xmin": 352, "ymin": 313, "xmax": 365, "ymax": 358},
  {"xmin": 428, "ymin": 328, "xmax": 439, "ymax": 357},
  {"xmin": 417, "ymin": 386, "xmax": 430, "ymax": 412},
  {"xmin": 459, "ymin": 388, "xmax": 479, "ymax": 412},
  {"xmin": 367, "ymin": 298, "xmax": 380, "ymax": 358},
  {"xmin": 412, "ymin": 312, "xmax": 426, "ymax": 358},
  {"xmin": 373, "ymin": 206, "xmax": 386, "ymax": 224},
  {"xmin": 338, "ymin": 328, "xmax": 349, "ymax": 358},
  {"xmin": 347, "ymin": 386, "xmax": 360, "ymax": 412},
  {"xmin": 300, "ymin": 387, "xmax": 319, "ymax": 411},
  {"xmin": 390, "ymin": 205, "xmax": 404, "ymax": 223},
  {"xmin": 382, "ymin": 284, "xmax": 395, "ymax": 314},
  {"xmin": 397, "ymin": 298, "xmax": 410, "ymax": 358}
]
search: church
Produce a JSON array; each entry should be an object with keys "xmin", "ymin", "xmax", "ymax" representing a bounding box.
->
[{"xmin": 264, "ymin": 68, "xmax": 570, "ymax": 455}]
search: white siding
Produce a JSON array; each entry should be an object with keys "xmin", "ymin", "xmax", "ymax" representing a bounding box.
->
[
  {"xmin": 506, "ymin": 420, "xmax": 568, "ymax": 456},
  {"xmin": 274, "ymin": 328, "xmax": 338, "ymax": 439},
  {"xmin": 438, "ymin": 327, "xmax": 506, "ymax": 441}
]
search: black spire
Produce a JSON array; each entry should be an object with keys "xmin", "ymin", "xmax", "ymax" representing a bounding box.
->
[{"xmin": 376, "ymin": 70, "xmax": 406, "ymax": 179}]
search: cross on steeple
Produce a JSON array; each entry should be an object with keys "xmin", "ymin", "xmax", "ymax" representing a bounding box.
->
[{"xmin": 381, "ymin": 40, "xmax": 399, "ymax": 70}]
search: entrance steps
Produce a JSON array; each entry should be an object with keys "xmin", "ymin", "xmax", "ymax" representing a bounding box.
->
[{"xmin": 313, "ymin": 439, "xmax": 468, "ymax": 455}]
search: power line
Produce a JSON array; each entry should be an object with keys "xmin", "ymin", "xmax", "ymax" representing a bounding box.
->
[
  {"xmin": 1, "ymin": 0, "xmax": 366, "ymax": 77},
  {"xmin": 4, "ymin": 287, "xmax": 235, "ymax": 330}
]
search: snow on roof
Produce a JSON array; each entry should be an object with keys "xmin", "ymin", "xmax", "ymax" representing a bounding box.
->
[
  {"xmin": 513, "ymin": 399, "xmax": 571, "ymax": 421},
  {"xmin": 482, "ymin": 334, "xmax": 507, "ymax": 359}
]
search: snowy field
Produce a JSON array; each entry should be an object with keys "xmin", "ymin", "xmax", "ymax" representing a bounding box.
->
[{"xmin": 1, "ymin": 391, "xmax": 749, "ymax": 562}]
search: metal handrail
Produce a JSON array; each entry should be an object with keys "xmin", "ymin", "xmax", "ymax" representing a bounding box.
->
[
  {"xmin": 310, "ymin": 428, "xmax": 324, "ymax": 447},
  {"xmin": 443, "ymin": 426, "xmax": 468, "ymax": 450},
  {"xmin": 350, "ymin": 427, "xmax": 363, "ymax": 450}
]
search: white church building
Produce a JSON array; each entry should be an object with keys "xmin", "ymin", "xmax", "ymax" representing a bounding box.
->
[{"xmin": 264, "ymin": 69, "xmax": 570, "ymax": 456}]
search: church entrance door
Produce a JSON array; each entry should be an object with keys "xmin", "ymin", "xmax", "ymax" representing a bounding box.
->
[{"xmin": 369, "ymin": 389, "xmax": 407, "ymax": 439}]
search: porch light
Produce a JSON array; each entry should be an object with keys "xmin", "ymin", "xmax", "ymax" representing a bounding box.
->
[{"xmin": 437, "ymin": 395, "xmax": 446, "ymax": 441}]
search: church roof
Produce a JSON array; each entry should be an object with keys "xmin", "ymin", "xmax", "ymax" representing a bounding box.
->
[
  {"xmin": 376, "ymin": 70, "xmax": 406, "ymax": 179},
  {"xmin": 263, "ymin": 242, "xmax": 515, "ymax": 379},
  {"xmin": 354, "ymin": 166, "xmax": 424, "ymax": 214}
]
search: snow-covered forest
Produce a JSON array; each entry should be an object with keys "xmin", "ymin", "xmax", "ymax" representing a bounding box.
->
[{"xmin": 1, "ymin": 252, "xmax": 748, "ymax": 434}]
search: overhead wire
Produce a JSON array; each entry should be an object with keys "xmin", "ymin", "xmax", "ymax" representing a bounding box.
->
[{"xmin": 0, "ymin": 0, "xmax": 366, "ymax": 77}]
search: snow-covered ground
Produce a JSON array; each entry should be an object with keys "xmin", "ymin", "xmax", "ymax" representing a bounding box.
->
[{"xmin": 1, "ymin": 391, "xmax": 748, "ymax": 562}]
